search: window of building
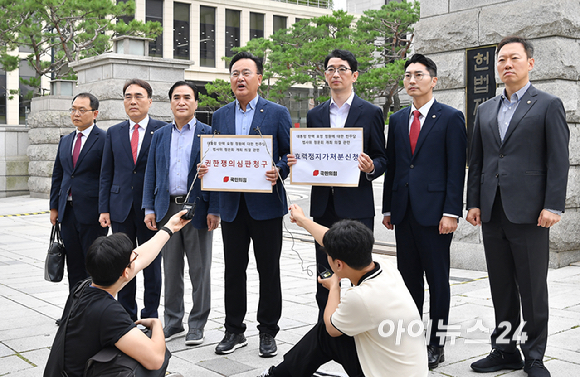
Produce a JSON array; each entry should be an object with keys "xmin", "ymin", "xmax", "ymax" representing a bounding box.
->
[
  {"xmin": 225, "ymin": 9, "xmax": 241, "ymax": 66},
  {"xmin": 250, "ymin": 12, "xmax": 264, "ymax": 40},
  {"xmin": 0, "ymin": 68, "xmax": 5, "ymax": 124},
  {"xmin": 116, "ymin": 0, "xmax": 134, "ymax": 25},
  {"xmin": 146, "ymin": 0, "xmax": 163, "ymax": 57},
  {"xmin": 19, "ymin": 60, "xmax": 35, "ymax": 125},
  {"xmin": 273, "ymin": 15, "xmax": 287, "ymax": 33},
  {"xmin": 173, "ymin": 2, "xmax": 190, "ymax": 60},
  {"xmin": 200, "ymin": 6, "xmax": 216, "ymax": 67}
]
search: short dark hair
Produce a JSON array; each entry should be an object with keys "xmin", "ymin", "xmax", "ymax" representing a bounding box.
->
[
  {"xmin": 229, "ymin": 52, "xmax": 264, "ymax": 75},
  {"xmin": 322, "ymin": 220, "xmax": 374, "ymax": 270},
  {"xmin": 324, "ymin": 49, "xmax": 358, "ymax": 72},
  {"xmin": 72, "ymin": 92, "xmax": 99, "ymax": 110},
  {"xmin": 86, "ymin": 233, "xmax": 133, "ymax": 287},
  {"xmin": 168, "ymin": 81, "xmax": 199, "ymax": 101},
  {"xmin": 123, "ymin": 79, "xmax": 153, "ymax": 98},
  {"xmin": 405, "ymin": 53, "xmax": 437, "ymax": 78},
  {"xmin": 497, "ymin": 35, "xmax": 534, "ymax": 59}
]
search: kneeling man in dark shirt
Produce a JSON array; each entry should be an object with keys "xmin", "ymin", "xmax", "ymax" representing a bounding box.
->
[{"xmin": 45, "ymin": 210, "xmax": 190, "ymax": 377}]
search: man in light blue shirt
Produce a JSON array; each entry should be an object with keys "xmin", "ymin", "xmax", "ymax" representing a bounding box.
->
[{"xmin": 143, "ymin": 81, "xmax": 219, "ymax": 347}]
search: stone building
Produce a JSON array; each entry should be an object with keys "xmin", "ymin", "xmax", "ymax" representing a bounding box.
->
[{"xmin": 415, "ymin": 0, "xmax": 580, "ymax": 268}]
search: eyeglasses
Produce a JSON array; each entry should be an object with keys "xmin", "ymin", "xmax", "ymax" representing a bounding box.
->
[
  {"xmin": 69, "ymin": 108, "xmax": 93, "ymax": 115},
  {"xmin": 325, "ymin": 67, "xmax": 352, "ymax": 75},
  {"xmin": 403, "ymin": 72, "xmax": 429, "ymax": 81},
  {"xmin": 127, "ymin": 251, "xmax": 139, "ymax": 268},
  {"xmin": 231, "ymin": 69, "xmax": 256, "ymax": 78},
  {"xmin": 124, "ymin": 94, "xmax": 146, "ymax": 101}
]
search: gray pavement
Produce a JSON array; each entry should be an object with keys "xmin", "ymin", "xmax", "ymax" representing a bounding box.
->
[{"xmin": 1, "ymin": 194, "xmax": 580, "ymax": 376}]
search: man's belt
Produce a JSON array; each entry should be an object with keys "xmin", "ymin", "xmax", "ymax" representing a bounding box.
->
[{"xmin": 170, "ymin": 195, "xmax": 186, "ymax": 204}]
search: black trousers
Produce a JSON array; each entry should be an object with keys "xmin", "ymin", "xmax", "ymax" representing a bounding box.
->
[
  {"xmin": 114, "ymin": 204, "xmax": 160, "ymax": 321},
  {"xmin": 482, "ymin": 192, "xmax": 549, "ymax": 360},
  {"xmin": 314, "ymin": 193, "xmax": 373, "ymax": 321},
  {"xmin": 221, "ymin": 195, "xmax": 283, "ymax": 336},
  {"xmin": 271, "ymin": 321, "xmax": 364, "ymax": 377},
  {"xmin": 394, "ymin": 202, "xmax": 452, "ymax": 347},
  {"xmin": 61, "ymin": 202, "xmax": 108, "ymax": 291}
]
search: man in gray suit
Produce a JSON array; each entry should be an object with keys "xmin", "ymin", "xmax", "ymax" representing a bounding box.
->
[{"xmin": 466, "ymin": 36, "xmax": 569, "ymax": 377}]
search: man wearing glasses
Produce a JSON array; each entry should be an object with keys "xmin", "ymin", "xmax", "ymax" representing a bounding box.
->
[
  {"xmin": 381, "ymin": 54, "xmax": 467, "ymax": 369},
  {"xmin": 289, "ymin": 49, "xmax": 387, "ymax": 320},
  {"xmin": 50, "ymin": 93, "xmax": 109, "ymax": 293},
  {"xmin": 98, "ymin": 79, "xmax": 167, "ymax": 323}
]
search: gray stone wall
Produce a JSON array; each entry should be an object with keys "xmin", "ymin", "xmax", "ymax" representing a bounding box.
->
[
  {"xmin": 28, "ymin": 53, "xmax": 193, "ymax": 198},
  {"xmin": 0, "ymin": 127, "xmax": 29, "ymax": 198},
  {"xmin": 415, "ymin": 0, "xmax": 580, "ymax": 268}
]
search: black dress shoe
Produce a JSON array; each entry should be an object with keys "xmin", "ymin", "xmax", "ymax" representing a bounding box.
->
[
  {"xmin": 259, "ymin": 333, "xmax": 277, "ymax": 358},
  {"xmin": 524, "ymin": 359, "xmax": 551, "ymax": 377},
  {"xmin": 427, "ymin": 345, "xmax": 444, "ymax": 369},
  {"xmin": 215, "ymin": 331, "xmax": 248, "ymax": 354},
  {"xmin": 471, "ymin": 348, "xmax": 523, "ymax": 373}
]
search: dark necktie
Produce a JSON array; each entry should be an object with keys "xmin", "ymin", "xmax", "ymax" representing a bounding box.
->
[
  {"xmin": 72, "ymin": 132, "xmax": 83, "ymax": 167},
  {"xmin": 409, "ymin": 110, "xmax": 420, "ymax": 154},
  {"xmin": 131, "ymin": 124, "xmax": 139, "ymax": 163}
]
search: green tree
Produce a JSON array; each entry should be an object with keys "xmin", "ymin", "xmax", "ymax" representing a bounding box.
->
[
  {"xmin": 0, "ymin": 0, "xmax": 162, "ymax": 96},
  {"xmin": 199, "ymin": 4, "xmax": 419, "ymax": 114},
  {"xmin": 200, "ymin": 11, "xmax": 374, "ymax": 108},
  {"xmin": 355, "ymin": 0, "xmax": 420, "ymax": 114}
]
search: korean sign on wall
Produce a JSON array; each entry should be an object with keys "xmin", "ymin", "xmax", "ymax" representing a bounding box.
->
[
  {"xmin": 290, "ymin": 128, "xmax": 363, "ymax": 187},
  {"xmin": 466, "ymin": 45, "xmax": 497, "ymax": 148},
  {"xmin": 200, "ymin": 135, "xmax": 273, "ymax": 193}
]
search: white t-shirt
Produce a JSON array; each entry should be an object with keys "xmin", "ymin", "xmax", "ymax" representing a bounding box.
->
[{"xmin": 331, "ymin": 258, "xmax": 428, "ymax": 377}]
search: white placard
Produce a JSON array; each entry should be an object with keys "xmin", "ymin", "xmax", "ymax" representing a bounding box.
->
[
  {"xmin": 290, "ymin": 128, "xmax": 363, "ymax": 186},
  {"xmin": 201, "ymin": 135, "xmax": 273, "ymax": 193}
]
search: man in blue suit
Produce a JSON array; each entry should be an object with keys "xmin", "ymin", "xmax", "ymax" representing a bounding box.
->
[
  {"xmin": 142, "ymin": 81, "xmax": 219, "ymax": 346},
  {"xmin": 98, "ymin": 79, "xmax": 166, "ymax": 321},
  {"xmin": 206, "ymin": 52, "xmax": 291, "ymax": 358},
  {"xmin": 289, "ymin": 49, "xmax": 387, "ymax": 319},
  {"xmin": 50, "ymin": 92, "xmax": 108, "ymax": 291},
  {"xmin": 382, "ymin": 54, "xmax": 467, "ymax": 369}
]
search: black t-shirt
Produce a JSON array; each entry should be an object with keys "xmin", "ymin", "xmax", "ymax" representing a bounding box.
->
[{"xmin": 63, "ymin": 285, "xmax": 135, "ymax": 377}]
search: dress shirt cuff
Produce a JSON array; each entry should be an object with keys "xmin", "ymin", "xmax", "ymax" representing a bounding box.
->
[
  {"xmin": 365, "ymin": 168, "xmax": 376, "ymax": 181},
  {"xmin": 443, "ymin": 213, "xmax": 459, "ymax": 219},
  {"xmin": 145, "ymin": 209, "xmax": 155, "ymax": 216},
  {"xmin": 383, "ymin": 212, "xmax": 391, "ymax": 217},
  {"xmin": 545, "ymin": 208, "xmax": 562, "ymax": 216},
  {"xmin": 209, "ymin": 213, "xmax": 220, "ymax": 217}
]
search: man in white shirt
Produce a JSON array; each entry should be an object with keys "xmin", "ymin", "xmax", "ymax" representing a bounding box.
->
[
  {"xmin": 50, "ymin": 92, "xmax": 108, "ymax": 292},
  {"xmin": 259, "ymin": 204, "xmax": 428, "ymax": 377},
  {"xmin": 381, "ymin": 53, "xmax": 467, "ymax": 369},
  {"xmin": 289, "ymin": 49, "xmax": 387, "ymax": 320}
]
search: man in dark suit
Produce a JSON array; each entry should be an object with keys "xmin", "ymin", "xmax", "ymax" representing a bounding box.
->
[
  {"xmin": 142, "ymin": 81, "xmax": 219, "ymax": 347},
  {"xmin": 50, "ymin": 92, "xmax": 108, "ymax": 291},
  {"xmin": 467, "ymin": 36, "xmax": 569, "ymax": 377},
  {"xmin": 289, "ymin": 49, "xmax": 386, "ymax": 319},
  {"xmin": 381, "ymin": 54, "xmax": 467, "ymax": 369},
  {"xmin": 98, "ymin": 79, "xmax": 166, "ymax": 322},
  {"xmin": 205, "ymin": 52, "xmax": 291, "ymax": 358}
]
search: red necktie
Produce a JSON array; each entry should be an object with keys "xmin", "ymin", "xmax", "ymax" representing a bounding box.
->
[
  {"xmin": 131, "ymin": 124, "xmax": 139, "ymax": 163},
  {"xmin": 72, "ymin": 132, "xmax": 83, "ymax": 167},
  {"xmin": 409, "ymin": 110, "xmax": 421, "ymax": 154}
]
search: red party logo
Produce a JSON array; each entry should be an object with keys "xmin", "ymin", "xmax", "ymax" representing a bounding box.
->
[
  {"xmin": 223, "ymin": 176, "xmax": 229, "ymax": 182},
  {"xmin": 313, "ymin": 170, "xmax": 319, "ymax": 176}
]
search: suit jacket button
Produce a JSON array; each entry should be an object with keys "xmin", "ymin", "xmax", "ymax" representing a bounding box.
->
[
  {"xmin": 499, "ymin": 154, "xmax": 504, "ymax": 158},
  {"xmin": 71, "ymin": 175, "xmax": 74, "ymax": 178},
  {"xmin": 405, "ymin": 182, "xmax": 409, "ymax": 187},
  {"xmin": 495, "ymin": 174, "xmax": 499, "ymax": 178},
  {"xmin": 133, "ymin": 171, "xmax": 136, "ymax": 174},
  {"xmin": 410, "ymin": 164, "xmax": 414, "ymax": 169}
]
